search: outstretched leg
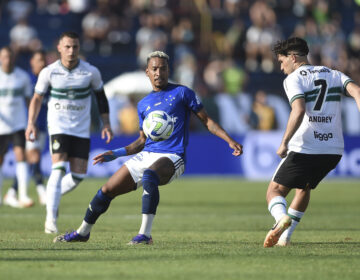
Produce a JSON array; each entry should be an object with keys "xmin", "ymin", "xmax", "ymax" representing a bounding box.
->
[{"xmin": 53, "ymin": 164, "xmax": 136, "ymax": 242}]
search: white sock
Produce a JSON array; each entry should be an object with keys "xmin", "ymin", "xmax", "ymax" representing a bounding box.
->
[
  {"xmin": 268, "ymin": 196, "xmax": 287, "ymax": 222},
  {"xmin": 279, "ymin": 207, "xmax": 304, "ymax": 242},
  {"xmin": 46, "ymin": 162, "xmax": 66, "ymax": 222},
  {"xmin": 16, "ymin": 161, "xmax": 30, "ymax": 201},
  {"xmin": 77, "ymin": 220, "xmax": 93, "ymax": 236},
  {"xmin": 61, "ymin": 172, "xmax": 85, "ymax": 195},
  {"xmin": 139, "ymin": 214, "xmax": 155, "ymax": 237}
]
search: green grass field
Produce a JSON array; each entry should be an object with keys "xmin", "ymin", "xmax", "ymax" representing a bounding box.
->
[{"xmin": 0, "ymin": 178, "xmax": 359, "ymax": 280}]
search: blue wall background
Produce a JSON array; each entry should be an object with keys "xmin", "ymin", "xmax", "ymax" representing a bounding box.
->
[{"xmin": 2, "ymin": 133, "xmax": 360, "ymax": 179}]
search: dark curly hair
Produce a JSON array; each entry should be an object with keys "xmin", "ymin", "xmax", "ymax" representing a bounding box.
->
[{"xmin": 272, "ymin": 37, "xmax": 309, "ymax": 57}]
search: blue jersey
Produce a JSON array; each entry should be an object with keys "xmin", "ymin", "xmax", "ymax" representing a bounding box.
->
[
  {"xmin": 29, "ymin": 71, "xmax": 48, "ymax": 132},
  {"xmin": 137, "ymin": 83, "xmax": 203, "ymax": 159}
]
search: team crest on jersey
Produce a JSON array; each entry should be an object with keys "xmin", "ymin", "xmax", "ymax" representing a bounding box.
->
[
  {"xmin": 52, "ymin": 139, "xmax": 60, "ymax": 151},
  {"xmin": 67, "ymin": 90, "xmax": 76, "ymax": 99}
]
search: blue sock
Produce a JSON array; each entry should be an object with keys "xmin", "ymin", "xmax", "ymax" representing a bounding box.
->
[
  {"xmin": 11, "ymin": 177, "xmax": 18, "ymax": 191},
  {"xmin": 84, "ymin": 189, "xmax": 113, "ymax": 224},
  {"xmin": 142, "ymin": 169, "xmax": 160, "ymax": 214},
  {"xmin": 31, "ymin": 162, "xmax": 44, "ymax": 185}
]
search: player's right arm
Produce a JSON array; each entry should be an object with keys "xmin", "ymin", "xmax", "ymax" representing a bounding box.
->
[
  {"xmin": 345, "ymin": 82, "xmax": 360, "ymax": 111},
  {"xmin": 277, "ymin": 98, "xmax": 305, "ymax": 158},
  {"xmin": 93, "ymin": 131, "xmax": 147, "ymax": 165},
  {"xmin": 25, "ymin": 93, "xmax": 44, "ymax": 141}
]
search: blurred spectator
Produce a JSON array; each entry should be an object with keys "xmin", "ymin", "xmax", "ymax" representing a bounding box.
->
[
  {"xmin": 173, "ymin": 53, "xmax": 197, "ymax": 89},
  {"xmin": 249, "ymin": 90, "xmax": 277, "ymax": 131},
  {"xmin": 7, "ymin": 0, "xmax": 33, "ymax": 22},
  {"xmin": 68, "ymin": 0, "xmax": 91, "ymax": 14},
  {"xmin": 9, "ymin": 19, "xmax": 42, "ymax": 54},
  {"xmin": 245, "ymin": 0, "xmax": 283, "ymax": 73},
  {"xmin": 136, "ymin": 12, "xmax": 168, "ymax": 67},
  {"xmin": 82, "ymin": 0, "xmax": 118, "ymax": 55}
]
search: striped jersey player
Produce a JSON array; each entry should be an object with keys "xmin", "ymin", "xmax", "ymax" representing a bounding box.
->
[
  {"xmin": 263, "ymin": 37, "xmax": 360, "ymax": 248},
  {"xmin": 283, "ymin": 64, "xmax": 352, "ymax": 155},
  {"xmin": 0, "ymin": 46, "xmax": 33, "ymax": 207},
  {"xmin": 26, "ymin": 31, "xmax": 113, "ymax": 234}
]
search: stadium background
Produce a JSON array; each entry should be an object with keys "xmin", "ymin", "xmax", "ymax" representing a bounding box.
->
[{"xmin": 1, "ymin": 0, "xmax": 360, "ymax": 178}]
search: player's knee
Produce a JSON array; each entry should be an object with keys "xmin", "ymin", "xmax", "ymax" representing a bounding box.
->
[{"xmin": 142, "ymin": 169, "xmax": 160, "ymax": 193}]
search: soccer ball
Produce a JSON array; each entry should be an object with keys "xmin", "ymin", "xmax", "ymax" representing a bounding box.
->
[{"xmin": 143, "ymin": 110, "xmax": 174, "ymax": 141}]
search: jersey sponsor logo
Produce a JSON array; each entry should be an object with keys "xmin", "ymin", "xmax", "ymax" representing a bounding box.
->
[
  {"xmin": 314, "ymin": 131, "xmax": 333, "ymax": 141},
  {"xmin": 50, "ymin": 72, "xmax": 65, "ymax": 76},
  {"xmin": 306, "ymin": 68, "xmax": 330, "ymax": 74},
  {"xmin": 300, "ymin": 70, "xmax": 307, "ymax": 76},
  {"xmin": 309, "ymin": 116, "xmax": 333, "ymax": 123},
  {"xmin": 54, "ymin": 103, "xmax": 85, "ymax": 111}
]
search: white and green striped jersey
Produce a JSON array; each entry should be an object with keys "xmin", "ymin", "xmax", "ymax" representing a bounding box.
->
[
  {"xmin": 35, "ymin": 59, "xmax": 103, "ymax": 138},
  {"xmin": 0, "ymin": 67, "xmax": 32, "ymax": 134},
  {"xmin": 283, "ymin": 64, "xmax": 352, "ymax": 155}
]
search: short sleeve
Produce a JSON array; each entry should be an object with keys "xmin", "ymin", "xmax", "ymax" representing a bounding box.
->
[
  {"xmin": 283, "ymin": 75, "xmax": 304, "ymax": 105},
  {"xmin": 90, "ymin": 66, "xmax": 104, "ymax": 91},
  {"xmin": 34, "ymin": 67, "xmax": 50, "ymax": 95},
  {"xmin": 182, "ymin": 87, "xmax": 203, "ymax": 113},
  {"xmin": 338, "ymin": 71, "xmax": 353, "ymax": 95}
]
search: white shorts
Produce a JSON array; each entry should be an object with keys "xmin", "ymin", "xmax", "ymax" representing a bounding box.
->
[
  {"xmin": 124, "ymin": 151, "xmax": 185, "ymax": 189},
  {"xmin": 26, "ymin": 132, "xmax": 47, "ymax": 151}
]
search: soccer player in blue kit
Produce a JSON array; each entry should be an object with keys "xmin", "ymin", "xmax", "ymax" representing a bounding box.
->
[{"xmin": 54, "ymin": 51, "xmax": 243, "ymax": 244}]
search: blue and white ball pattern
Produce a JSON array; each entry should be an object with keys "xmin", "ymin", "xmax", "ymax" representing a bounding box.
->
[{"xmin": 143, "ymin": 110, "xmax": 174, "ymax": 141}]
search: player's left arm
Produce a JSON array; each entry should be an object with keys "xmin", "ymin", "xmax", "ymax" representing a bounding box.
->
[
  {"xmin": 94, "ymin": 88, "xmax": 113, "ymax": 144},
  {"xmin": 195, "ymin": 108, "xmax": 243, "ymax": 156},
  {"xmin": 345, "ymin": 81, "xmax": 360, "ymax": 111}
]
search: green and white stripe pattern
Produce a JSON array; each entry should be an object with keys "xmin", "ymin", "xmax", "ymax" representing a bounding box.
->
[{"xmin": 50, "ymin": 86, "xmax": 91, "ymax": 100}]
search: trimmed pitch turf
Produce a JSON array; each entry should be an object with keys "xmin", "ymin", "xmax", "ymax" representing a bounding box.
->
[{"xmin": 0, "ymin": 178, "xmax": 359, "ymax": 280}]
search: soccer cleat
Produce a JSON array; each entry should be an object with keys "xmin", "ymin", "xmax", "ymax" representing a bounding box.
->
[
  {"xmin": 19, "ymin": 196, "xmax": 35, "ymax": 208},
  {"xmin": 45, "ymin": 220, "xmax": 58, "ymax": 234},
  {"xmin": 263, "ymin": 215, "xmax": 292, "ymax": 248},
  {"xmin": 276, "ymin": 239, "xmax": 291, "ymax": 247},
  {"xmin": 3, "ymin": 193, "xmax": 20, "ymax": 208},
  {"xmin": 53, "ymin": 231, "xmax": 90, "ymax": 243},
  {"xmin": 128, "ymin": 234, "xmax": 153, "ymax": 245}
]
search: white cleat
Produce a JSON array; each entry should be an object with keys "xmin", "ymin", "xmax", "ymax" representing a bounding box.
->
[
  {"xmin": 264, "ymin": 215, "xmax": 292, "ymax": 248},
  {"xmin": 4, "ymin": 193, "xmax": 21, "ymax": 208},
  {"xmin": 45, "ymin": 220, "xmax": 58, "ymax": 234},
  {"xmin": 19, "ymin": 196, "xmax": 35, "ymax": 208}
]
